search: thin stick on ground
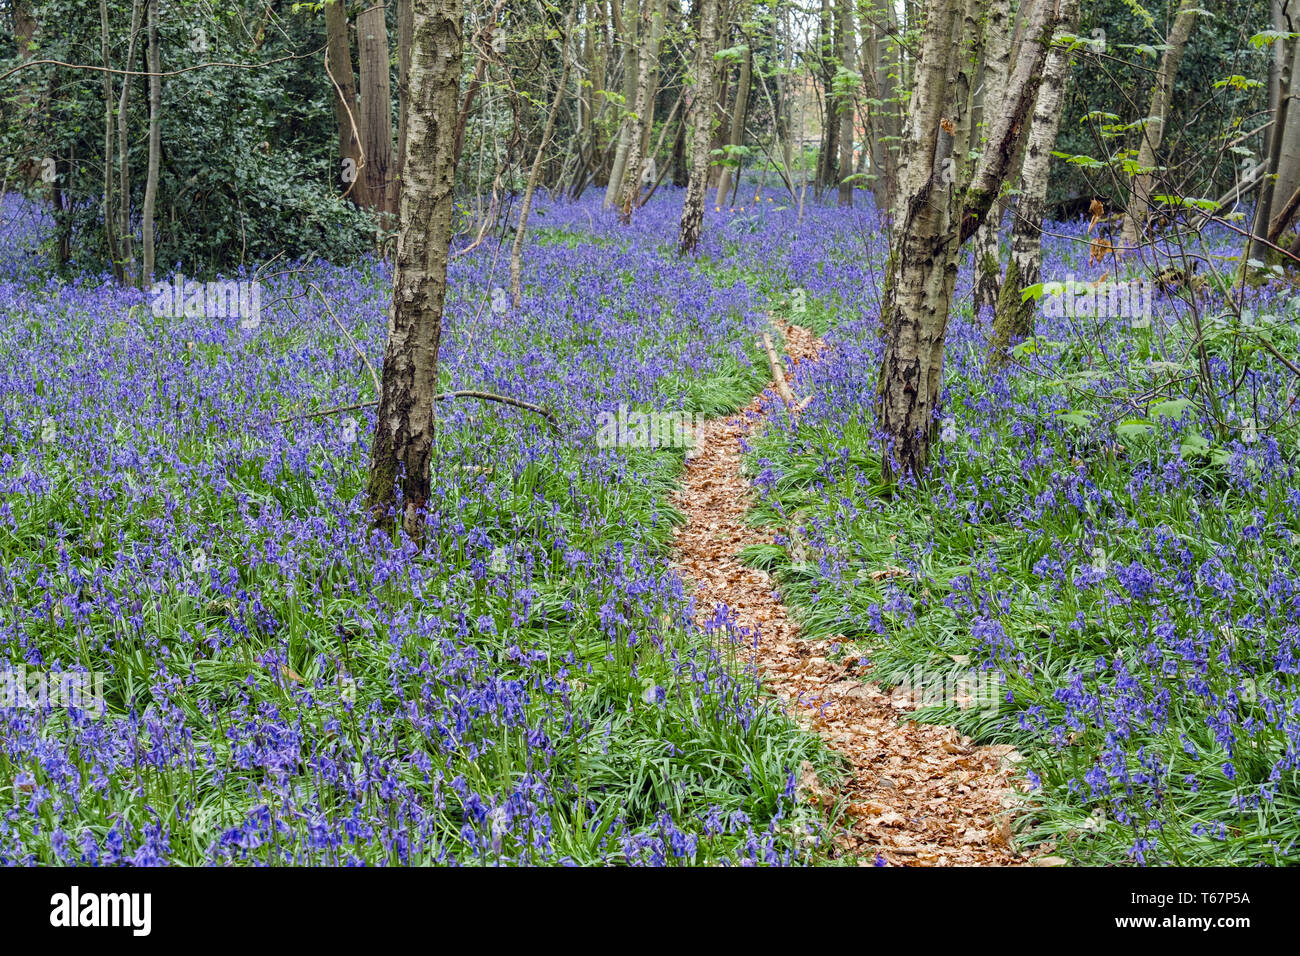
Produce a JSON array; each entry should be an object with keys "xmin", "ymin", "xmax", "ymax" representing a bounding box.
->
[{"xmin": 271, "ymin": 389, "xmax": 561, "ymax": 432}]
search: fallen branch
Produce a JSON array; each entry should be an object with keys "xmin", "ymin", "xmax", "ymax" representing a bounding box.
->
[
  {"xmin": 272, "ymin": 389, "xmax": 561, "ymax": 433},
  {"xmin": 272, "ymin": 400, "xmax": 376, "ymax": 425},
  {"xmin": 436, "ymin": 389, "xmax": 561, "ymax": 432},
  {"xmin": 760, "ymin": 332, "xmax": 798, "ymax": 406}
]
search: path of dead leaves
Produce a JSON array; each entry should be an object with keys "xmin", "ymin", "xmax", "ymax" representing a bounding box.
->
[{"xmin": 671, "ymin": 323, "xmax": 1028, "ymax": 866}]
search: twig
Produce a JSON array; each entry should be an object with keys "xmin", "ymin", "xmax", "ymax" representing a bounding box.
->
[
  {"xmin": 450, "ymin": 166, "xmax": 505, "ymax": 261},
  {"xmin": 1257, "ymin": 336, "xmax": 1300, "ymax": 382},
  {"xmin": 0, "ymin": 49, "xmax": 322, "ymax": 82},
  {"xmin": 273, "ymin": 400, "xmax": 376, "ymax": 425},
  {"xmin": 307, "ymin": 282, "xmax": 381, "ymax": 397},
  {"xmin": 323, "ymin": 49, "xmax": 365, "ymax": 202}
]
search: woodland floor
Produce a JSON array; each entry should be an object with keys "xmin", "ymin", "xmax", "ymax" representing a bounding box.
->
[{"xmin": 671, "ymin": 322, "xmax": 1028, "ymax": 866}]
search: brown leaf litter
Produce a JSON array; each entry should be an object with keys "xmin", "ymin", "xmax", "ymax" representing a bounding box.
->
[{"xmin": 671, "ymin": 322, "xmax": 1029, "ymax": 866}]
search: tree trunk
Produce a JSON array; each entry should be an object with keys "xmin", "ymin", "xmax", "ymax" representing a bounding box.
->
[
  {"xmin": 836, "ymin": 0, "xmax": 856, "ymax": 207},
  {"xmin": 511, "ymin": 7, "xmax": 575, "ymax": 304},
  {"xmin": 671, "ymin": 105, "xmax": 689, "ymax": 185},
  {"xmin": 636, "ymin": 0, "xmax": 666, "ymax": 162},
  {"xmin": 876, "ymin": 0, "xmax": 1057, "ymax": 480},
  {"xmin": 13, "ymin": 1, "xmax": 37, "ymax": 55},
  {"xmin": 53, "ymin": 156, "xmax": 71, "ymax": 269},
  {"xmin": 972, "ymin": 0, "xmax": 1013, "ymax": 312},
  {"xmin": 713, "ymin": 43, "xmax": 751, "ymax": 208},
  {"xmin": 1121, "ymin": 0, "xmax": 1200, "ymax": 246},
  {"xmin": 952, "ymin": 0, "xmax": 988, "ymax": 189},
  {"xmin": 396, "ymin": 0, "xmax": 413, "ymax": 202},
  {"xmin": 578, "ymin": 1, "xmax": 604, "ymax": 186},
  {"xmin": 452, "ymin": 0, "xmax": 508, "ymax": 166},
  {"xmin": 141, "ymin": 0, "xmax": 161, "ymax": 288},
  {"xmin": 605, "ymin": 0, "xmax": 641, "ymax": 207},
  {"xmin": 1269, "ymin": 12, "xmax": 1300, "ymax": 227},
  {"xmin": 1252, "ymin": 37, "xmax": 1294, "ymax": 260},
  {"xmin": 773, "ymin": 2, "xmax": 793, "ymax": 187},
  {"xmin": 877, "ymin": 0, "xmax": 965, "ymax": 478},
  {"xmin": 325, "ymin": 0, "xmax": 363, "ymax": 202},
  {"xmin": 116, "ymin": 0, "xmax": 145, "ymax": 280},
  {"xmin": 620, "ymin": 0, "xmax": 665, "ymax": 222},
  {"xmin": 678, "ymin": 0, "xmax": 720, "ymax": 253},
  {"xmin": 1265, "ymin": 0, "xmax": 1286, "ymax": 162},
  {"xmin": 99, "ymin": 0, "xmax": 122, "ymax": 282},
  {"xmin": 989, "ymin": 0, "xmax": 1080, "ymax": 362},
  {"xmin": 365, "ymin": 0, "xmax": 463, "ymax": 536},
  {"xmin": 815, "ymin": 0, "xmax": 839, "ymax": 195},
  {"xmin": 10, "ymin": 0, "xmax": 39, "ymax": 186},
  {"xmin": 863, "ymin": 6, "xmax": 899, "ymax": 215},
  {"xmin": 1251, "ymin": 2, "xmax": 1300, "ymax": 258},
  {"xmin": 358, "ymin": 0, "xmax": 398, "ymax": 220},
  {"xmin": 707, "ymin": 3, "xmax": 732, "ymax": 190}
]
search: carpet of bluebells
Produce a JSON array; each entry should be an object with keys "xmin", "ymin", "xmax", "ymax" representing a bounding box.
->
[
  {"xmin": 737, "ymin": 199, "xmax": 1300, "ymax": 865},
  {"xmin": 6, "ymin": 182, "xmax": 1300, "ymax": 868},
  {"xmin": 0, "ymin": 190, "xmax": 837, "ymax": 866}
]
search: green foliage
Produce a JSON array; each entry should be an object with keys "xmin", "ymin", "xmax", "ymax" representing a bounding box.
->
[
  {"xmin": 1052, "ymin": 0, "xmax": 1270, "ymax": 216},
  {"xmin": 1, "ymin": 0, "xmax": 376, "ymax": 276}
]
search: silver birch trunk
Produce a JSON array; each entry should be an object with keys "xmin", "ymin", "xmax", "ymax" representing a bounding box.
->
[
  {"xmin": 972, "ymin": 0, "xmax": 1012, "ymax": 312},
  {"xmin": 990, "ymin": 0, "xmax": 1081, "ymax": 362},
  {"xmin": 1121, "ymin": 0, "xmax": 1200, "ymax": 246},
  {"xmin": 678, "ymin": 0, "xmax": 720, "ymax": 253},
  {"xmin": 620, "ymin": 0, "xmax": 664, "ymax": 223},
  {"xmin": 876, "ymin": 0, "xmax": 1057, "ymax": 479},
  {"xmin": 365, "ymin": 0, "xmax": 463, "ymax": 536}
]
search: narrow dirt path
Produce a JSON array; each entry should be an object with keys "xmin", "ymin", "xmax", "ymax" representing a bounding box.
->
[{"xmin": 671, "ymin": 323, "xmax": 1026, "ymax": 866}]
